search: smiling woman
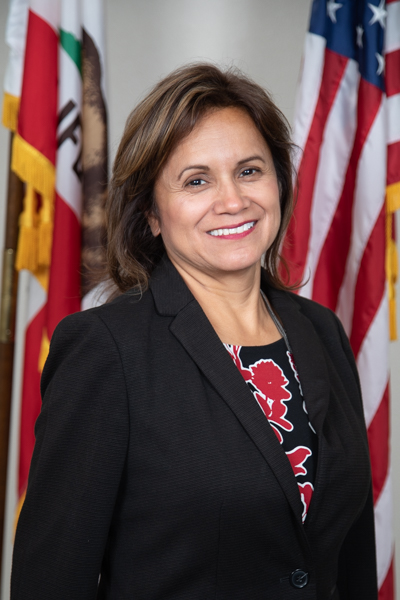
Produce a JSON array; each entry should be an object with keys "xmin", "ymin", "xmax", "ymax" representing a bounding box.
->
[
  {"xmin": 149, "ymin": 108, "xmax": 281, "ymax": 278},
  {"xmin": 106, "ymin": 64, "xmax": 295, "ymax": 299},
  {"xmin": 149, "ymin": 106, "xmax": 283, "ymax": 345},
  {"xmin": 11, "ymin": 64, "xmax": 377, "ymax": 600}
]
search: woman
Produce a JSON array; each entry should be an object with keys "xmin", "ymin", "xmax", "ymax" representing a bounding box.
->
[{"xmin": 11, "ymin": 64, "xmax": 377, "ymax": 599}]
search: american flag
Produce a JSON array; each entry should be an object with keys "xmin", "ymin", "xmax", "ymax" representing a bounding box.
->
[{"xmin": 283, "ymin": 0, "xmax": 400, "ymax": 597}]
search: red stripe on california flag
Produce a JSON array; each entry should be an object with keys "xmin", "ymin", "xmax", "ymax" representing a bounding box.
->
[
  {"xmin": 350, "ymin": 205, "xmax": 386, "ymax": 358},
  {"xmin": 18, "ymin": 305, "xmax": 46, "ymax": 496},
  {"xmin": 312, "ymin": 80, "xmax": 382, "ymax": 310},
  {"xmin": 378, "ymin": 559, "xmax": 395, "ymax": 600},
  {"xmin": 17, "ymin": 9, "xmax": 58, "ymax": 164},
  {"xmin": 47, "ymin": 195, "xmax": 81, "ymax": 338},
  {"xmin": 385, "ymin": 50, "xmax": 400, "ymax": 98},
  {"xmin": 283, "ymin": 49, "xmax": 348, "ymax": 286},
  {"xmin": 367, "ymin": 384, "xmax": 389, "ymax": 504},
  {"xmin": 387, "ymin": 141, "xmax": 400, "ymax": 186}
]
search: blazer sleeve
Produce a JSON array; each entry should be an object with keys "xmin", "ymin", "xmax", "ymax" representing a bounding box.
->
[
  {"xmin": 333, "ymin": 314, "xmax": 378, "ymax": 600},
  {"xmin": 11, "ymin": 310, "xmax": 129, "ymax": 600}
]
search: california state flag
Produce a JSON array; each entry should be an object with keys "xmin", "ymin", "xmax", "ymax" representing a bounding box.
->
[
  {"xmin": 1, "ymin": 0, "xmax": 107, "ymax": 594},
  {"xmin": 47, "ymin": 0, "xmax": 82, "ymax": 345}
]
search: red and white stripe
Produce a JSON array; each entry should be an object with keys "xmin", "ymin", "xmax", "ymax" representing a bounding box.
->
[
  {"xmin": 47, "ymin": 0, "xmax": 82, "ymax": 340},
  {"xmin": 286, "ymin": 2, "xmax": 400, "ymax": 597},
  {"xmin": 1, "ymin": 1, "xmax": 59, "ymax": 594},
  {"xmin": 2, "ymin": 2, "xmax": 107, "ymax": 597}
]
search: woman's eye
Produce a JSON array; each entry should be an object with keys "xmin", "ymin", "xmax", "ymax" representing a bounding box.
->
[
  {"xmin": 187, "ymin": 178, "xmax": 206, "ymax": 187},
  {"xmin": 240, "ymin": 168, "xmax": 258, "ymax": 177}
]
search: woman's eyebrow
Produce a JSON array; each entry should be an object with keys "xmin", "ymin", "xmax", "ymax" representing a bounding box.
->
[
  {"xmin": 178, "ymin": 165, "xmax": 210, "ymax": 180},
  {"xmin": 237, "ymin": 155, "xmax": 266, "ymax": 166}
]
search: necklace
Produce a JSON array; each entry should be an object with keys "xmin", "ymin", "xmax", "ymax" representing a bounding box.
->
[{"xmin": 260, "ymin": 289, "xmax": 293, "ymax": 354}]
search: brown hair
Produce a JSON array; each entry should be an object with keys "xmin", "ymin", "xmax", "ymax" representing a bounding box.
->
[{"xmin": 107, "ymin": 63, "xmax": 296, "ymax": 294}]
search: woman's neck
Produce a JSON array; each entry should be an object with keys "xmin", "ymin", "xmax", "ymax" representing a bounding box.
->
[{"xmin": 171, "ymin": 259, "xmax": 282, "ymax": 346}]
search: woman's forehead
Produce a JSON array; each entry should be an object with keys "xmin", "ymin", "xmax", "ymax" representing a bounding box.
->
[{"xmin": 163, "ymin": 107, "xmax": 272, "ymax": 171}]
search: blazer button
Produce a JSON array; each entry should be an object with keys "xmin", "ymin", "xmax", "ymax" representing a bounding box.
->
[{"xmin": 289, "ymin": 569, "xmax": 309, "ymax": 589}]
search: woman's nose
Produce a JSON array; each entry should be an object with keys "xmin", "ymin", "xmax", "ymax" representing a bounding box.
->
[{"xmin": 214, "ymin": 179, "xmax": 250, "ymax": 213}]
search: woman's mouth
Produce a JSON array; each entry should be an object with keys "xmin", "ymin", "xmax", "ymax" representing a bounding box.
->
[{"xmin": 207, "ymin": 221, "xmax": 257, "ymax": 238}]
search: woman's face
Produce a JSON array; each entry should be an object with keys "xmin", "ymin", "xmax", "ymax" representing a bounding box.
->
[{"xmin": 150, "ymin": 107, "xmax": 281, "ymax": 280}]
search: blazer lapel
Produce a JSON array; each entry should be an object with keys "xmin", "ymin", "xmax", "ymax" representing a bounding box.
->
[
  {"xmin": 150, "ymin": 257, "xmax": 304, "ymax": 524},
  {"xmin": 266, "ymin": 286, "xmax": 331, "ymax": 437}
]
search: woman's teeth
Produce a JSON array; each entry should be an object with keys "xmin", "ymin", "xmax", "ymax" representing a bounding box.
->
[{"xmin": 208, "ymin": 221, "xmax": 256, "ymax": 236}]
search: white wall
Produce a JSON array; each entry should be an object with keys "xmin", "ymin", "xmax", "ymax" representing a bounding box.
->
[
  {"xmin": 105, "ymin": 0, "xmax": 311, "ymax": 155},
  {"xmin": 0, "ymin": 0, "xmax": 399, "ymax": 596}
]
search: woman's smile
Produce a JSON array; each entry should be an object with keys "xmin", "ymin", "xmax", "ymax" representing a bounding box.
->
[{"xmin": 207, "ymin": 220, "xmax": 257, "ymax": 238}]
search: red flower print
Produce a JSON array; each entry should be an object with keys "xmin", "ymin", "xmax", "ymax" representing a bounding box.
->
[
  {"xmin": 286, "ymin": 446, "xmax": 312, "ymax": 477},
  {"xmin": 224, "ymin": 344, "xmax": 315, "ymax": 524},
  {"xmin": 225, "ymin": 345, "xmax": 252, "ymax": 383},
  {"xmin": 250, "ymin": 360, "xmax": 293, "ymax": 442}
]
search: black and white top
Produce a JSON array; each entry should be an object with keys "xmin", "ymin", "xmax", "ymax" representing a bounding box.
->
[{"xmin": 224, "ymin": 338, "xmax": 318, "ymax": 523}]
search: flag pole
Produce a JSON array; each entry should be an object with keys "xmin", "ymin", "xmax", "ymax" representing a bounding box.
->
[{"xmin": 0, "ymin": 130, "xmax": 24, "ymax": 577}]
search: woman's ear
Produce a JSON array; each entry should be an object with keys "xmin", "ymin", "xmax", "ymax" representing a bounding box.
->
[{"xmin": 147, "ymin": 212, "xmax": 161, "ymax": 237}]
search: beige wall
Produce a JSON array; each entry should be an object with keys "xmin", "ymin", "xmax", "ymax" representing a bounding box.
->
[{"xmin": 0, "ymin": 0, "xmax": 399, "ymax": 596}]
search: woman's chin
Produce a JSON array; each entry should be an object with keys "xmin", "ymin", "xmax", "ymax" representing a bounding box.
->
[
  {"xmin": 168, "ymin": 247, "xmax": 265, "ymax": 279},
  {"xmin": 204, "ymin": 255, "xmax": 262, "ymax": 277}
]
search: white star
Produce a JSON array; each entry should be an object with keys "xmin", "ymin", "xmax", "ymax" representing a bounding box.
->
[
  {"xmin": 327, "ymin": 0, "xmax": 343, "ymax": 23},
  {"xmin": 368, "ymin": 0, "xmax": 387, "ymax": 28},
  {"xmin": 375, "ymin": 52, "xmax": 385, "ymax": 75},
  {"xmin": 356, "ymin": 25, "xmax": 364, "ymax": 48}
]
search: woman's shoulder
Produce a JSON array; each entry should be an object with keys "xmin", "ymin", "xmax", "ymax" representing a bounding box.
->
[
  {"xmin": 268, "ymin": 285, "xmax": 342, "ymax": 333},
  {"xmin": 49, "ymin": 287, "xmax": 160, "ymax": 364},
  {"xmin": 44, "ymin": 288, "xmax": 158, "ymax": 386},
  {"xmin": 286, "ymin": 290, "xmax": 341, "ymax": 328},
  {"xmin": 288, "ymin": 293, "xmax": 352, "ymax": 356},
  {"xmin": 58, "ymin": 286, "xmax": 155, "ymax": 330},
  {"xmin": 268, "ymin": 286, "xmax": 355, "ymax": 363},
  {"xmin": 272, "ymin": 287, "xmax": 361, "ymax": 392}
]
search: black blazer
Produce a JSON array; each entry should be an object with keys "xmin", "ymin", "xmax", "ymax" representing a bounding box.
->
[{"xmin": 11, "ymin": 257, "xmax": 377, "ymax": 600}]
